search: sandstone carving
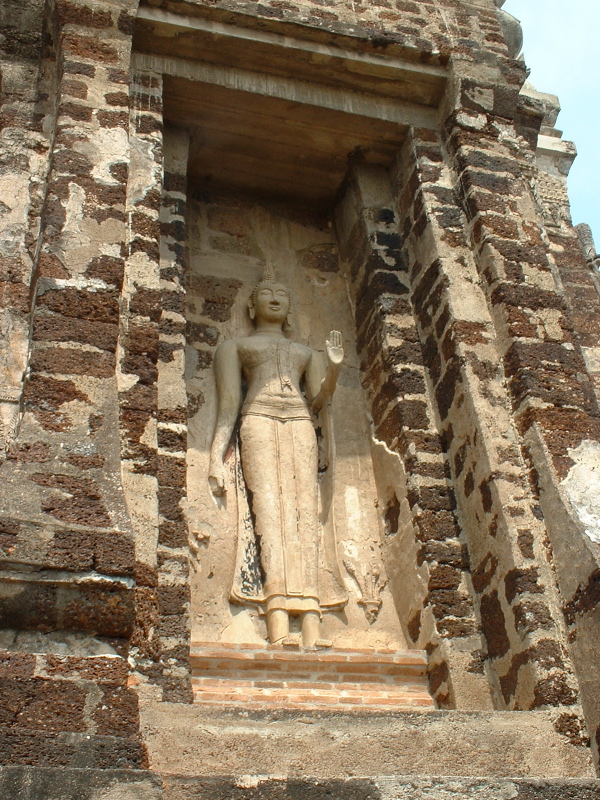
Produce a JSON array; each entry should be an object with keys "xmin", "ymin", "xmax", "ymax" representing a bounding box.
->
[
  {"xmin": 576, "ymin": 223, "xmax": 599, "ymax": 267},
  {"xmin": 0, "ymin": 389, "xmax": 21, "ymax": 458},
  {"xmin": 209, "ymin": 268, "xmax": 347, "ymax": 646},
  {"xmin": 343, "ymin": 555, "xmax": 387, "ymax": 624}
]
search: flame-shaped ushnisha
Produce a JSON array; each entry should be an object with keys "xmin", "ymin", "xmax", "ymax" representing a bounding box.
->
[{"xmin": 262, "ymin": 261, "xmax": 275, "ymax": 282}]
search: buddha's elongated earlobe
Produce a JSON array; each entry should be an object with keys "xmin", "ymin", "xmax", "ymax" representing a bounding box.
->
[{"xmin": 248, "ymin": 298, "xmax": 256, "ymax": 320}]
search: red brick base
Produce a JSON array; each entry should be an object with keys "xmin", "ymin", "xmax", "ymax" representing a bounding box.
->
[{"xmin": 190, "ymin": 643, "xmax": 435, "ymax": 710}]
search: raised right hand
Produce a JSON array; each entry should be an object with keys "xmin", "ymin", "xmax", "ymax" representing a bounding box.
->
[{"xmin": 326, "ymin": 330, "xmax": 344, "ymax": 367}]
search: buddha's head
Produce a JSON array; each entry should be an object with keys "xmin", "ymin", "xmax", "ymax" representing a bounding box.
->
[{"xmin": 248, "ymin": 275, "xmax": 292, "ymax": 330}]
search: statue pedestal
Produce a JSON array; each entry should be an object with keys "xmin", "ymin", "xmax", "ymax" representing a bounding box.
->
[{"xmin": 189, "ymin": 643, "xmax": 434, "ymax": 711}]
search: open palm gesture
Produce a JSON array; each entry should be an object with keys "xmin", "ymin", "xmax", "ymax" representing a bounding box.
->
[{"xmin": 326, "ymin": 330, "xmax": 344, "ymax": 366}]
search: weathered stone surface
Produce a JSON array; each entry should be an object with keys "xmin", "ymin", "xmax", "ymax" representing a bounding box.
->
[
  {"xmin": 162, "ymin": 776, "xmax": 600, "ymax": 800},
  {"xmin": 0, "ymin": 767, "xmax": 161, "ymax": 799},
  {"xmin": 142, "ymin": 704, "xmax": 594, "ymax": 779},
  {"xmin": 0, "ymin": 574, "xmax": 135, "ymax": 637}
]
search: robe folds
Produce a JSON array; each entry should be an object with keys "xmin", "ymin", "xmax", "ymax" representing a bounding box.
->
[{"xmin": 228, "ymin": 336, "xmax": 347, "ymax": 614}]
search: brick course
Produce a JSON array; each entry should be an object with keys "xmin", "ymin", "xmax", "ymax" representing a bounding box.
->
[{"xmin": 190, "ymin": 643, "xmax": 434, "ymax": 711}]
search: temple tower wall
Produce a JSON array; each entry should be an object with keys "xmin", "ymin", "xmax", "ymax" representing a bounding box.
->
[{"xmin": 1, "ymin": 0, "xmax": 599, "ymax": 796}]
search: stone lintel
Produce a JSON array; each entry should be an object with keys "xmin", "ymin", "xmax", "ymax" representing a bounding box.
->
[
  {"xmin": 134, "ymin": 4, "xmax": 448, "ymax": 100},
  {"xmin": 133, "ymin": 53, "xmax": 440, "ymax": 130}
]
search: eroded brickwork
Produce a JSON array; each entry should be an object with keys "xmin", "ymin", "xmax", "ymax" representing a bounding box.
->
[
  {"xmin": 121, "ymin": 67, "xmax": 164, "ymax": 684},
  {"xmin": 1, "ymin": 0, "xmax": 145, "ymax": 771},
  {"xmin": 0, "ymin": 649, "xmax": 146, "ymax": 768},
  {"xmin": 393, "ymin": 124, "xmax": 582, "ymax": 722},
  {"xmin": 0, "ymin": 0, "xmax": 54, "ymax": 454},
  {"xmin": 437, "ymin": 71, "xmax": 600, "ymax": 747},
  {"xmin": 155, "ymin": 126, "xmax": 192, "ymax": 702},
  {"xmin": 335, "ymin": 165, "xmax": 488, "ymax": 709},
  {"xmin": 1, "ymin": 0, "xmax": 140, "ymax": 609},
  {"xmin": 121, "ymin": 72, "xmax": 192, "ymax": 702}
]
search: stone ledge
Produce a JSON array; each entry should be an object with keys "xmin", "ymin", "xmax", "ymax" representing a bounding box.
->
[
  {"xmin": 3, "ymin": 769, "xmax": 600, "ymax": 800},
  {"xmin": 140, "ymin": 704, "xmax": 595, "ymax": 779},
  {"xmin": 133, "ymin": 0, "xmax": 452, "ymax": 69},
  {"xmin": 134, "ymin": 7, "xmax": 447, "ymax": 105},
  {"xmin": 0, "ymin": 767, "xmax": 161, "ymax": 800},
  {"xmin": 161, "ymin": 775, "xmax": 600, "ymax": 800},
  {"xmin": 0, "ymin": 729, "xmax": 146, "ymax": 769}
]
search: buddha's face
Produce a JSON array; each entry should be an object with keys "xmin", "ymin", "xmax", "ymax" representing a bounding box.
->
[{"xmin": 251, "ymin": 282, "xmax": 291, "ymax": 325}]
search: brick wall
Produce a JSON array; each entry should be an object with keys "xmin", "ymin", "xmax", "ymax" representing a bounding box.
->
[
  {"xmin": 0, "ymin": 649, "xmax": 146, "ymax": 768},
  {"xmin": 0, "ymin": 0, "xmax": 146, "ymax": 769},
  {"xmin": 155, "ymin": 125, "xmax": 192, "ymax": 702},
  {"xmin": 0, "ymin": 0, "xmax": 52, "ymax": 454},
  {"xmin": 437, "ymin": 62, "xmax": 600, "ymax": 752},
  {"xmin": 0, "ymin": 0, "xmax": 140, "ymax": 620},
  {"xmin": 335, "ymin": 164, "xmax": 489, "ymax": 709},
  {"xmin": 1, "ymin": 0, "xmax": 599, "ymax": 779},
  {"xmin": 119, "ymin": 72, "xmax": 192, "ymax": 701},
  {"xmin": 392, "ymin": 124, "xmax": 583, "ymax": 720}
]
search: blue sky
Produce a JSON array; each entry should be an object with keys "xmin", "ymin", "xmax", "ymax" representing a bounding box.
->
[{"xmin": 503, "ymin": 0, "xmax": 600, "ymax": 250}]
